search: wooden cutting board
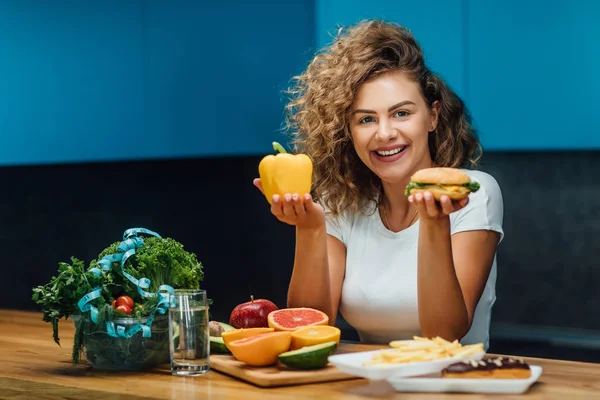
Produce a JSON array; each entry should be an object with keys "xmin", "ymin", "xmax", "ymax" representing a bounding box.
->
[{"xmin": 209, "ymin": 343, "xmax": 366, "ymax": 388}]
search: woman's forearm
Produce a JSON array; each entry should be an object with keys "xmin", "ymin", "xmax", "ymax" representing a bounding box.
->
[
  {"xmin": 286, "ymin": 226, "xmax": 334, "ymax": 320},
  {"xmin": 417, "ymin": 217, "xmax": 470, "ymax": 341}
]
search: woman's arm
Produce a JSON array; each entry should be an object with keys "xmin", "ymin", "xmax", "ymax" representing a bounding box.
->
[
  {"xmin": 417, "ymin": 217, "xmax": 500, "ymax": 341},
  {"xmin": 287, "ymin": 229, "xmax": 347, "ymax": 326},
  {"xmin": 252, "ymin": 180, "xmax": 348, "ymax": 325}
]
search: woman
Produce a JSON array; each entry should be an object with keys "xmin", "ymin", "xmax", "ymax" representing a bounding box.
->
[{"xmin": 254, "ymin": 20, "xmax": 503, "ymax": 350}]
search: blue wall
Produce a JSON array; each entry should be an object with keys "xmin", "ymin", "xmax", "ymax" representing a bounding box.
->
[
  {"xmin": 0, "ymin": 1, "xmax": 597, "ymax": 166},
  {"xmin": 0, "ymin": 0, "xmax": 314, "ymax": 166},
  {"xmin": 466, "ymin": 0, "xmax": 599, "ymax": 150},
  {"xmin": 316, "ymin": 0, "xmax": 600, "ymax": 151},
  {"xmin": 317, "ymin": 0, "xmax": 467, "ymax": 99}
]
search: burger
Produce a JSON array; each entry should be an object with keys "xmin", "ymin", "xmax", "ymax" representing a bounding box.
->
[{"xmin": 404, "ymin": 167, "xmax": 480, "ymax": 201}]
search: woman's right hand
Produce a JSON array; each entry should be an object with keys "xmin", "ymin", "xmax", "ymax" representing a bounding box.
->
[{"xmin": 253, "ymin": 178, "xmax": 326, "ymax": 231}]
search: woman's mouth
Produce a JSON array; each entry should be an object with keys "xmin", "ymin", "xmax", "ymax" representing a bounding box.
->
[
  {"xmin": 375, "ymin": 146, "xmax": 407, "ymax": 156},
  {"xmin": 371, "ymin": 145, "xmax": 409, "ymax": 163}
]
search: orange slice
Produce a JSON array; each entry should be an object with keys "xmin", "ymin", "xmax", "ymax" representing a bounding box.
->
[
  {"xmin": 227, "ymin": 331, "xmax": 292, "ymax": 367},
  {"xmin": 221, "ymin": 327, "xmax": 274, "ymax": 347},
  {"xmin": 290, "ymin": 325, "xmax": 341, "ymax": 350}
]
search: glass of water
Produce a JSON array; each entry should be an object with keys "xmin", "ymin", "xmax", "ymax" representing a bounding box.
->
[{"xmin": 168, "ymin": 289, "xmax": 210, "ymax": 376}]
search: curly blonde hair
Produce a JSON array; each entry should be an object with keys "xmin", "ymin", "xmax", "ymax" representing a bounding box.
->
[{"xmin": 284, "ymin": 20, "xmax": 482, "ymax": 216}]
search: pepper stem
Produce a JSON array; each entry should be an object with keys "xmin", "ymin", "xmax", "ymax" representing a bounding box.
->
[
  {"xmin": 250, "ymin": 295, "xmax": 254, "ymax": 303},
  {"xmin": 272, "ymin": 142, "xmax": 288, "ymax": 154}
]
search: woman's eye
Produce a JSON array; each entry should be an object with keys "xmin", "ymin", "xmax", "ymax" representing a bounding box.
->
[
  {"xmin": 359, "ymin": 116, "xmax": 374, "ymax": 124},
  {"xmin": 394, "ymin": 110, "xmax": 409, "ymax": 117}
]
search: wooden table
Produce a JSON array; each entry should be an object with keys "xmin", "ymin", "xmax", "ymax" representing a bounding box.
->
[{"xmin": 1, "ymin": 309, "xmax": 599, "ymax": 399}]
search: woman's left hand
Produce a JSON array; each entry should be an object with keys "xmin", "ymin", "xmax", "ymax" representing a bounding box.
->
[{"xmin": 408, "ymin": 192, "xmax": 469, "ymax": 220}]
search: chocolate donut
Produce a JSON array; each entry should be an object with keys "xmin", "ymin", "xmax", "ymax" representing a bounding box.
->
[{"xmin": 441, "ymin": 357, "xmax": 531, "ymax": 379}]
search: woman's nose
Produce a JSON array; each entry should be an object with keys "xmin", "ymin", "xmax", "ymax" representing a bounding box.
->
[{"xmin": 376, "ymin": 120, "xmax": 397, "ymax": 141}]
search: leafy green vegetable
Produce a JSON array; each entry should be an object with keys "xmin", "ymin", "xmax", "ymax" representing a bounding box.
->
[
  {"xmin": 91, "ymin": 237, "xmax": 203, "ymax": 301},
  {"xmin": 31, "ymin": 257, "xmax": 104, "ymax": 346},
  {"xmin": 404, "ymin": 181, "xmax": 428, "ymax": 196},
  {"xmin": 464, "ymin": 181, "xmax": 480, "ymax": 192},
  {"xmin": 32, "ymin": 234, "xmax": 205, "ymax": 366}
]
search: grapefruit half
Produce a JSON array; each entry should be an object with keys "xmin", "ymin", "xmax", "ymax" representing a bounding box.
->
[{"xmin": 267, "ymin": 307, "xmax": 329, "ymax": 331}]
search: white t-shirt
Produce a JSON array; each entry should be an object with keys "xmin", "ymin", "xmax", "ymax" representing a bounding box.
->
[{"xmin": 325, "ymin": 169, "xmax": 504, "ymax": 351}]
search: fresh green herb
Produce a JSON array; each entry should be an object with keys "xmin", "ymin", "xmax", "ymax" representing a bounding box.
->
[{"xmin": 31, "ymin": 257, "xmax": 104, "ymax": 346}]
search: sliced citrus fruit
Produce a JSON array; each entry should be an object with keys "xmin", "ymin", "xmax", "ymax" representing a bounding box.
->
[
  {"xmin": 267, "ymin": 307, "xmax": 329, "ymax": 331},
  {"xmin": 227, "ymin": 331, "xmax": 292, "ymax": 367},
  {"xmin": 221, "ymin": 327, "xmax": 274, "ymax": 347},
  {"xmin": 278, "ymin": 341, "xmax": 338, "ymax": 369},
  {"xmin": 290, "ymin": 325, "xmax": 341, "ymax": 350}
]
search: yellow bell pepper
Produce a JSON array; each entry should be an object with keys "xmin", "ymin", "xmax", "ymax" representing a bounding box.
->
[{"xmin": 258, "ymin": 142, "xmax": 313, "ymax": 204}]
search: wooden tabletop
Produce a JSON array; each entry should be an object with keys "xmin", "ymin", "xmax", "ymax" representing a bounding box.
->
[{"xmin": 1, "ymin": 309, "xmax": 600, "ymax": 399}]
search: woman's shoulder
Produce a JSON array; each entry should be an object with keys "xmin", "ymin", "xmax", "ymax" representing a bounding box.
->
[
  {"xmin": 460, "ymin": 168, "xmax": 501, "ymax": 188},
  {"xmin": 459, "ymin": 168, "xmax": 503, "ymax": 200}
]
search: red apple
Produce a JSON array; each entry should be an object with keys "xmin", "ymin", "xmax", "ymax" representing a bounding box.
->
[{"xmin": 229, "ymin": 295, "xmax": 278, "ymax": 329}]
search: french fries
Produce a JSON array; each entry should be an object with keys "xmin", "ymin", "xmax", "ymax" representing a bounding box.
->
[{"xmin": 363, "ymin": 336, "xmax": 484, "ymax": 367}]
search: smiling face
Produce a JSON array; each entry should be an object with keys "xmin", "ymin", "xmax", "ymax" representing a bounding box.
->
[{"xmin": 349, "ymin": 71, "xmax": 440, "ymax": 185}]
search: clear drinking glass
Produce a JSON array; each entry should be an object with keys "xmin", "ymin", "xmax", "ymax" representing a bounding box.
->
[{"xmin": 168, "ymin": 289, "xmax": 210, "ymax": 376}]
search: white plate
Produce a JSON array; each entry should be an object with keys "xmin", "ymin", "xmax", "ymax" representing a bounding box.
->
[
  {"xmin": 327, "ymin": 350, "xmax": 485, "ymax": 380},
  {"xmin": 387, "ymin": 365, "xmax": 543, "ymax": 394}
]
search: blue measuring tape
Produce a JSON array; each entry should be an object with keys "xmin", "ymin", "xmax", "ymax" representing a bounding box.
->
[{"xmin": 76, "ymin": 228, "xmax": 175, "ymax": 338}]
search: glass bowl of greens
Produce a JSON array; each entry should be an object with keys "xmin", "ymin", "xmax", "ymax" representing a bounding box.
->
[
  {"xmin": 72, "ymin": 314, "xmax": 170, "ymax": 371},
  {"xmin": 32, "ymin": 229, "xmax": 206, "ymax": 371}
]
